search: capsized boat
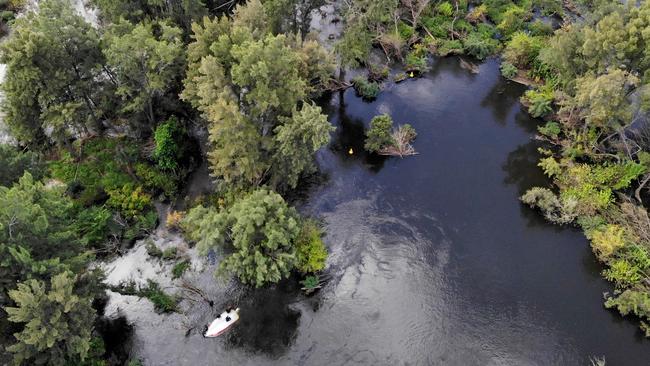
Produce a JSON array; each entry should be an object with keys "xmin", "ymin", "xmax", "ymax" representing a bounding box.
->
[{"xmin": 204, "ymin": 308, "xmax": 240, "ymax": 337}]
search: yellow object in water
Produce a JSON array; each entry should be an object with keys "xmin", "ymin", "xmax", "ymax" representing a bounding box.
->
[
  {"xmin": 409, "ymin": 71, "xmax": 414, "ymax": 78},
  {"xmin": 348, "ymin": 148, "xmax": 354, "ymax": 155}
]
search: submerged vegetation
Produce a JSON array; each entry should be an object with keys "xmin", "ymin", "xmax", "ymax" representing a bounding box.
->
[{"xmin": 365, "ymin": 114, "xmax": 418, "ymax": 157}]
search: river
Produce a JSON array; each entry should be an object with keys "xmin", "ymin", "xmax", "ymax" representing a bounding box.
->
[{"xmin": 99, "ymin": 57, "xmax": 650, "ymax": 365}]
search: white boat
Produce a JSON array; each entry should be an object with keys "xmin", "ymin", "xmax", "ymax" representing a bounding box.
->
[{"xmin": 204, "ymin": 308, "xmax": 240, "ymax": 337}]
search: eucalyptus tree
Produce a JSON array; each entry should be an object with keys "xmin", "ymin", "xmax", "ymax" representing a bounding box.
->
[{"xmin": 0, "ymin": 0, "xmax": 108, "ymax": 146}]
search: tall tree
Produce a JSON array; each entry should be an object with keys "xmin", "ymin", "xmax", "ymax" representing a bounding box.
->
[
  {"xmin": 0, "ymin": 0, "xmax": 107, "ymax": 146},
  {"xmin": 104, "ymin": 20, "xmax": 185, "ymax": 132},
  {"xmin": 4, "ymin": 272, "xmax": 96, "ymax": 366},
  {"xmin": 185, "ymin": 189, "xmax": 300, "ymax": 287}
]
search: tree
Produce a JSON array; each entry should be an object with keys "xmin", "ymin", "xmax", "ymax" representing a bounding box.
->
[
  {"xmin": 153, "ymin": 117, "xmax": 183, "ymax": 171},
  {"xmin": 4, "ymin": 272, "xmax": 96, "ymax": 365},
  {"xmin": 104, "ymin": 21, "xmax": 185, "ymax": 131},
  {"xmin": 181, "ymin": 1, "xmax": 334, "ymax": 189},
  {"xmin": 0, "ymin": 145, "xmax": 45, "ymax": 187},
  {"xmin": 271, "ymin": 103, "xmax": 334, "ymax": 189},
  {"xmin": 365, "ymin": 114, "xmax": 395, "ymax": 152},
  {"xmin": 90, "ymin": 0, "xmax": 208, "ymax": 33},
  {"xmin": 185, "ymin": 189, "xmax": 300, "ymax": 287},
  {"xmin": 0, "ymin": 0, "xmax": 107, "ymax": 146}
]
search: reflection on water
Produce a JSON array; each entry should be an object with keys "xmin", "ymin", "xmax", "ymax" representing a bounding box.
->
[{"xmin": 104, "ymin": 57, "xmax": 650, "ymax": 365}]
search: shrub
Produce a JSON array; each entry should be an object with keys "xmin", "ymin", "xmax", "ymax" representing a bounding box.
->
[
  {"xmin": 466, "ymin": 4, "xmax": 487, "ymax": 23},
  {"xmin": 422, "ymin": 16, "xmax": 451, "ymax": 38},
  {"xmin": 538, "ymin": 121, "xmax": 561, "ymax": 139},
  {"xmin": 397, "ymin": 21, "xmax": 415, "ymax": 40},
  {"xmin": 154, "ymin": 117, "xmax": 182, "ymax": 171},
  {"xmin": 591, "ymin": 224, "xmax": 626, "ymax": 261},
  {"xmin": 0, "ymin": 144, "xmax": 44, "ymax": 187},
  {"xmin": 503, "ymin": 32, "xmax": 543, "ymax": 68},
  {"xmin": 295, "ymin": 220, "xmax": 328, "ymax": 273},
  {"xmin": 365, "ymin": 114, "xmax": 395, "ymax": 152},
  {"xmin": 405, "ymin": 51, "xmax": 428, "ymax": 72},
  {"xmin": 162, "ymin": 247, "xmax": 178, "ymax": 260},
  {"xmin": 463, "ymin": 31, "xmax": 500, "ymax": 60},
  {"xmin": 528, "ymin": 20, "xmax": 554, "ymax": 36},
  {"xmin": 134, "ymin": 162, "xmax": 178, "ymax": 198},
  {"xmin": 145, "ymin": 240, "xmax": 163, "ymax": 258},
  {"xmin": 436, "ymin": 1, "xmax": 454, "ymax": 17},
  {"xmin": 524, "ymin": 86, "xmax": 554, "ymax": 118},
  {"xmin": 437, "ymin": 39, "xmax": 464, "ymax": 56},
  {"xmin": 351, "ymin": 76, "xmax": 381, "ymax": 100},
  {"xmin": 172, "ymin": 260, "xmax": 190, "ymax": 279},
  {"xmin": 603, "ymin": 259, "xmax": 642, "ymax": 288},
  {"xmin": 605, "ymin": 289, "xmax": 650, "ymax": 336},
  {"xmin": 140, "ymin": 280, "xmax": 177, "ymax": 313},
  {"xmin": 521, "ymin": 187, "xmax": 577, "ymax": 224},
  {"xmin": 107, "ymin": 185, "xmax": 152, "ymax": 218},
  {"xmin": 496, "ymin": 5, "xmax": 527, "ymax": 36},
  {"xmin": 166, "ymin": 210, "xmax": 184, "ymax": 230},
  {"xmin": 500, "ymin": 62, "xmax": 518, "ymax": 78},
  {"xmin": 74, "ymin": 205, "xmax": 112, "ymax": 249}
]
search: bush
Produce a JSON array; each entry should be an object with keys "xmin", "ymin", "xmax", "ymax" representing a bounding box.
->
[
  {"xmin": 166, "ymin": 210, "xmax": 184, "ymax": 230},
  {"xmin": 538, "ymin": 121, "xmax": 561, "ymax": 139},
  {"xmin": 436, "ymin": 1, "xmax": 454, "ymax": 17},
  {"xmin": 405, "ymin": 51, "xmax": 428, "ymax": 72},
  {"xmin": 134, "ymin": 162, "xmax": 178, "ymax": 198},
  {"xmin": 437, "ymin": 39, "xmax": 464, "ymax": 56},
  {"xmin": 74, "ymin": 205, "xmax": 112, "ymax": 249},
  {"xmin": 466, "ymin": 4, "xmax": 487, "ymax": 23},
  {"xmin": 605, "ymin": 289, "xmax": 650, "ymax": 336},
  {"xmin": 171, "ymin": 260, "xmax": 190, "ymax": 279},
  {"xmin": 146, "ymin": 240, "xmax": 163, "ymax": 258},
  {"xmin": 162, "ymin": 247, "xmax": 178, "ymax": 260},
  {"xmin": 365, "ymin": 114, "xmax": 395, "ymax": 152},
  {"xmin": 422, "ymin": 16, "xmax": 451, "ymax": 38},
  {"xmin": 523, "ymin": 87, "xmax": 554, "ymax": 118},
  {"xmin": 500, "ymin": 62, "xmax": 518, "ymax": 78},
  {"xmin": 140, "ymin": 280, "xmax": 177, "ymax": 313},
  {"xmin": 397, "ymin": 21, "xmax": 415, "ymax": 40},
  {"xmin": 603, "ymin": 258, "xmax": 642, "ymax": 288},
  {"xmin": 503, "ymin": 32, "xmax": 543, "ymax": 68},
  {"xmin": 295, "ymin": 220, "xmax": 328, "ymax": 273},
  {"xmin": 463, "ymin": 31, "xmax": 500, "ymax": 60},
  {"xmin": 528, "ymin": 20, "xmax": 554, "ymax": 36},
  {"xmin": 496, "ymin": 5, "xmax": 527, "ymax": 36},
  {"xmin": 591, "ymin": 224, "xmax": 626, "ymax": 261},
  {"xmin": 153, "ymin": 117, "xmax": 182, "ymax": 171},
  {"xmin": 521, "ymin": 187, "xmax": 577, "ymax": 224},
  {"xmin": 0, "ymin": 144, "xmax": 44, "ymax": 187},
  {"xmin": 351, "ymin": 76, "xmax": 381, "ymax": 100},
  {"xmin": 107, "ymin": 185, "xmax": 152, "ymax": 218}
]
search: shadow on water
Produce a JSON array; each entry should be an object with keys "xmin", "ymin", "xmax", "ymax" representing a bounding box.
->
[
  {"xmin": 481, "ymin": 76, "xmax": 527, "ymax": 125},
  {"xmin": 224, "ymin": 278, "xmax": 302, "ymax": 357}
]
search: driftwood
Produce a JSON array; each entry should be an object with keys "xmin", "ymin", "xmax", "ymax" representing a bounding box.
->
[{"xmin": 378, "ymin": 125, "xmax": 418, "ymax": 157}]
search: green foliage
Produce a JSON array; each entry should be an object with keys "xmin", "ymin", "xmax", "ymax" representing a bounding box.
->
[
  {"xmin": 0, "ymin": 0, "xmax": 107, "ymax": 146},
  {"xmin": 463, "ymin": 31, "xmax": 501, "ymax": 60},
  {"xmin": 422, "ymin": 16, "xmax": 451, "ymax": 38},
  {"xmin": 49, "ymin": 138, "xmax": 137, "ymax": 205},
  {"xmin": 538, "ymin": 121, "xmax": 561, "ymax": 139},
  {"xmin": 500, "ymin": 62, "xmax": 518, "ymax": 78},
  {"xmin": 496, "ymin": 5, "xmax": 528, "ymax": 37},
  {"xmin": 365, "ymin": 114, "xmax": 395, "ymax": 153},
  {"xmin": 352, "ymin": 76, "xmax": 381, "ymax": 100},
  {"xmin": 591, "ymin": 224, "xmax": 626, "ymax": 261},
  {"xmin": 73, "ymin": 206, "xmax": 112, "ymax": 249},
  {"xmin": 134, "ymin": 163, "xmax": 178, "ymax": 198},
  {"xmin": 295, "ymin": 220, "xmax": 328, "ymax": 273},
  {"xmin": 89, "ymin": 0, "xmax": 207, "ymax": 32},
  {"xmin": 162, "ymin": 247, "xmax": 178, "ymax": 260},
  {"xmin": 603, "ymin": 258, "xmax": 642, "ymax": 288},
  {"xmin": 437, "ymin": 39, "xmax": 464, "ymax": 56},
  {"xmin": 5, "ymin": 271, "xmax": 95, "ymax": 365},
  {"xmin": 145, "ymin": 240, "xmax": 163, "ymax": 259},
  {"xmin": 272, "ymin": 103, "xmax": 334, "ymax": 189},
  {"xmin": 605, "ymin": 289, "xmax": 650, "ymax": 335},
  {"xmin": 523, "ymin": 86, "xmax": 554, "ymax": 118},
  {"xmin": 153, "ymin": 117, "xmax": 182, "ymax": 171},
  {"xmin": 104, "ymin": 20, "xmax": 185, "ymax": 127},
  {"xmin": 397, "ymin": 21, "xmax": 415, "ymax": 40},
  {"xmin": 527, "ymin": 20, "xmax": 554, "ymax": 36},
  {"xmin": 0, "ymin": 145, "xmax": 44, "ymax": 187},
  {"xmin": 107, "ymin": 185, "xmax": 152, "ymax": 219},
  {"xmin": 140, "ymin": 280, "xmax": 177, "ymax": 313},
  {"xmin": 184, "ymin": 189, "xmax": 300, "ymax": 287},
  {"xmin": 503, "ymin": 32, "xmax": 543, "ymax": 68},
  {"xmin": 521, "ymin": 187, "xmax": 577, "ymax": 224},
  {"xmin": 300, "ymin": 275, "xmax": 320, "ymax": 289},
  {"xmin": 171, "ymin": 260, "xmax": 190, "ymax": 279},
  {"xmin": 436, "ymin": 2, "xmax": 454, "ymax": 17}
]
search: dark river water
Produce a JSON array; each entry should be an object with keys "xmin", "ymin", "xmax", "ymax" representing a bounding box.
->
[{"xmin": 121, "ymin": 57, "xmax": 650, "ymax": 365}]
